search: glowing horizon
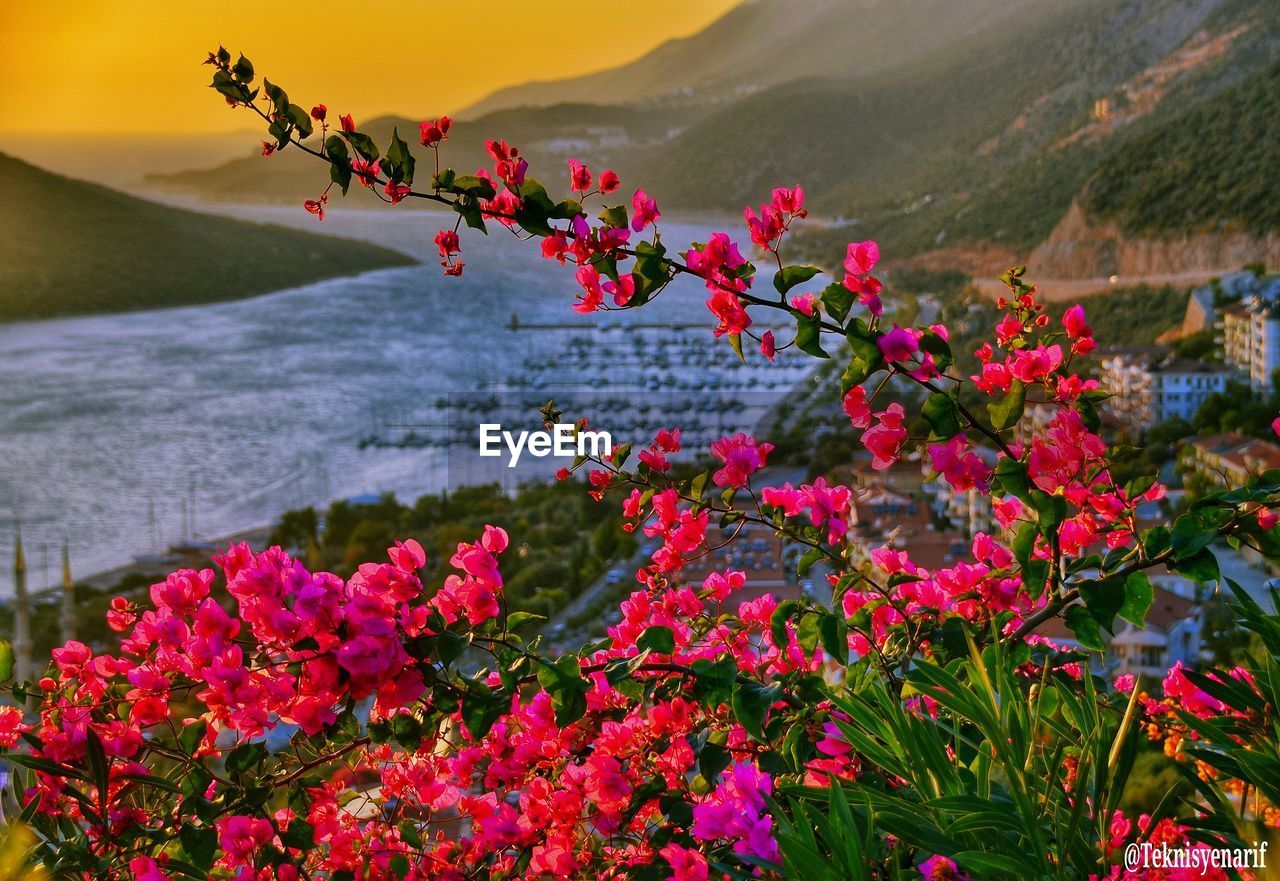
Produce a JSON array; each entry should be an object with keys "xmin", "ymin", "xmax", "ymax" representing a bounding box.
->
[{"xmin": 0, "ymin": 0, "xmax": 739, "ymax": 136}]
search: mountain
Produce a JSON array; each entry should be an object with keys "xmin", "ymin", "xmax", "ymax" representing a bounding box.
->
[
  {"xmin": 0, "ymin": 131, "xmax": 259, "ymax": 188},
  {"xmin": 1083, "ymin": 58, "xmax": 1280, "ymax": 238},
  {"xmin": 1029, "ymin": 59, "xmax": 1280, "ymax": 278},
  {"xmin": 142, "ymin": 102, "xmax": 697, "ymax": 204},
  {"xmin": 653, "ymin": 0, "xmax": 1280, "ymax": 257},
  {"xmin": 0, "ymin": 153, "xmax": 414, "ymax": 322},
  {"xmin": 459, "ymin": 0, "xmax": 1058, "ymax": 117},
  {"xmin": 142, "ymin": 0, "xmax": 1280, "ymax": 275}
]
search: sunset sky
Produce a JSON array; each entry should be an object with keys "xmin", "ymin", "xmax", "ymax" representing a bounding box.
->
[{"xmin": 1, "ymin": 0, "xmax": 740, "ymax": 135}]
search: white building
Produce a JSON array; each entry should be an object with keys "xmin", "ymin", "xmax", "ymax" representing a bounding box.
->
[
  {"xmin": 1099, "ymin": 345, "xmax": 1230, "ymax": 428},
  {"xmin": 1220, "ymin": 296, "xmax": 1280, "ymax": 391}
]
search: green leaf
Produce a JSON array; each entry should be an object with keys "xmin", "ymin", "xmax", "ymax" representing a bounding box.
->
[
  {"xmin": 954, "ymin": 851, "xmax": 1040, "ymax": 878},
  {"xmin": 731, "ymin": 680, "xmax": 782, "ymax": 740},
  {"xmin": 1022, "ymin": 558, "xmax": 1050, "ymax": 601},
  {"xmin": 819, "ymin": 282, "xmax": 854, "ymax": 324},
  {"xmin": 638, "ymin": 625, "xmax": 676, "ymax": 654},
  {"xmin": 993, "ymin": 457, "xmax": 1033, "ymax": 504},
  {"xmin": 5, "ymin": 753, "xmax": 85, "ymax": 780},
  {"xmin": 1030, "ymin": 490, "xmax": 1067, "ymax": 531},
  {"xmin": 689, "ymin": 470, "xmax": 710, "ymax": 500},
  {"xmin": 795, "ymin": 612, "xmax": 822, "ymax": 653},
  {"xmin": 1171, "ymin": 548, "xmax": 1219, "ymax": 584},
  {"xmin": 727, "ymin": 332, "xmax": 746, "ymax": 363},
  {"xmin": 513, "ymin": 178, "xmax": 557, "ymax": 236},
  {"xmin": 818, "ymin": 613, "xmax": 849, "ymax": 664},
  {"xmin": 797, "ymin": 546, "xmax": 824, "ymax": 575},
  {"xmin": 343, "ymin": 130, "xmax": 379, "ymax": 162},
  {"xmin": 536, "ymin": 655, "xmax": 589, "ymax": 726},
  {"xmin": 453, "ymin": 196, "xmax": 487, "ymax": 233},
  {"xmin": 506, "ymin": 611, "xmax": 546, "ymax": 631},
  {"xmin": 922, "ymin": 392, "xmax": 961, "ymax": 440},
  {"xmin": 598, "ymin": 205, "xmax": 628, "ymax": 229},
  {"xmin": 1170, "ymin": 514, "xmax": 1214, "ymax": 560},
  {"xmin": 771, "ymin": 600, "xmax": 799, "ymax": 649},
  {"xmin": 0, "ymin": 640, "xmax": 13, "ymax": 682},
  {"xmin": 1063, "ymin": 604, "xmax": 1105, "ymax": 652},
  {"xmin": 392, "ymin": 714, "xmax": 422, "ymax": 749},
  {"xmin": 774, "ymin": 265, "xmax": 823, "ymax": 295},
  {"xmin": 461, "ymin": 681, "xmax": 507, "ymax": 738},
  {"xmin": 449, "ymin": 174, "xmax": 497, "ymax": 200},
  {"xmin": 285, "ymin": 103, "xmax": 313, "ymax": 140},
  {"xmin": 180, "ymin": 824, "xmax": 218, "ymax": 871},
  {"xmin": 918, "ymin": 330, "xmax": 954, "ymax": 372},
  {"xmin": 225, "ymin": 741, "xmax": 267, "ymax": 775},
  {"xmin": 987, "ymin": 380, "xmax": 1025, "ymax": 431},
  {"xmin": 1078, "ymin": 576, "xmax": 1125, "ymax": 634},
  {"xmin": 1118, "ymin": 571, "xmax": 1154, "ymax": 626},
  {"xmin": 232, "ymin": 54, "xmax": 254, "ymax": 83},
  {"xmin": 691, "ymin": 656, "xmax": 737, "ymax": 709},
  {"xmin": 698, "ymin": 739, "xmax": 732, "ymax": 783},
  {"xmin": 262, "ymin": 78, "xmax": 288, "ymax": 112},
  {"xmin": 384, "ymin": 127, "xmax": 415, "ymax": 184},
  {"xmin": 841, "ymin": 336, "xmax": 883, "ymax": 392},
  {"xmin": 794, "ymin": 314, "xmax": 829, "ymax": 359}
]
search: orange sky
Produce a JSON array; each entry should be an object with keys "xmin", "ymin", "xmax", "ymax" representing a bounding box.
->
[{"xmin": 0, "ymin": 1, "xmax": 740, "ymax": 135}]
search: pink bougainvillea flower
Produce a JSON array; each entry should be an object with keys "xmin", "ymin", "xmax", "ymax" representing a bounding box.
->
[
  {"xmin": 791, "ymin": 292, "xmax": 818, "ymax": 316},
  {"xmin": 919, "ymin": 854, "xmax": 969, "ymax": 880},
  {"xmin": 419, "ymin": 115, "xmax": 451, "ymax": 147},
  {"xmin": 599, "ymin": 168, "xmax": 620, "ymax": 193},
  {"xmin": 845, "ymin": 240, "xmax": 880, "ymax": 275},
  {"xmin": 659, "ymin": 843, "xmax": 709, "ymax": 881},
  {"xmin": 862, "ymin": 403, "xmax": 908, "ymax": 470},
  {"xmin": 568, "ymin": 158, "xmax": 592, "ymax": 193},
  {"xmin": 1062, "ymin": 303, "xmax": 1092, "ymax": 338},
  {"xmin": 709, "ymin": 434, "xmax": 774, "ymax": 488},
  {"xmin": 434, "ymin": 229, "xmax": 460, "ymax": 258},
  {"xmin": 573, "ymin": 265, "xmax": 605, "ymax": 314},
  {"xmin": 603, "ymin": 273, "xmax": 636, "ymax": 307},
  {"xmin": 928, "ymin": 435, "xmax": 992, "ymax": 492},
  {"xmin": 843, "ymin": 385, "xmax": 871, "ymax": 429},
  {"xmin": 632, "ymin": 188, "xmax": 661, "ymax": 232},
  {"xmin": 877, "ymin": 325, "xmax": 921, "ymax": 363}
]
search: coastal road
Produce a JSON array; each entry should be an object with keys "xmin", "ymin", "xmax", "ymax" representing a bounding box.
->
[{"xmin": 972, "ymin": 269, "xmax": 1230, "ymax": 303}]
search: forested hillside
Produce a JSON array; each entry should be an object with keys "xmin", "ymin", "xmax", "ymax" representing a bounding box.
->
[
  {"xmin": 1084, "ymin": 60, "xmax": 1280, "ymax": 236},
  {"xmin": 0, "ymin": 154, "xmax": 414, "ymax": 321}
]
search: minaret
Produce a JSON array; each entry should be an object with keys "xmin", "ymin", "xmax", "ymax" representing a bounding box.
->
[
  {"xmin": 12, "ymin": 527, "xmax": 32, "ymax": 684},
  {"xmin": 60, "ymin": 539, "xmax": 75, "ymax": 644}
]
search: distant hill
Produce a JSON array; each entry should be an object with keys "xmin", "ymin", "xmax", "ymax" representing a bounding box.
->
[
  {"xmin": 1083, "ymin": 59, "xmax": 1280, "ymax": 237},
  {"xmin": 458, "ymin": 0, "xmax": 1057, "ymax": 117},
  {"xmin": 141, "ymin": 0, "xmax": 1280, "ymax": 273},
  {"xmin": 143, "ymin": 102, "xmax": 696, "ymax": 204},
  {"xmin": 655, "ymin": 0, "xmax": 1280, "ymax": 252},
  {"xmin": 0, "ymin": 153, "xmax": 414, "ymax": 322},
  {"xmin": 1027, "ymin": 61, "xmax": 1280, "ymax": 279}
]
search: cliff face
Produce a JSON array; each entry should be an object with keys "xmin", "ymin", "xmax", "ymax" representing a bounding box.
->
[{"xmin": 1030, "ymin": 202, "xmax": 1280, "ymax": 279}]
